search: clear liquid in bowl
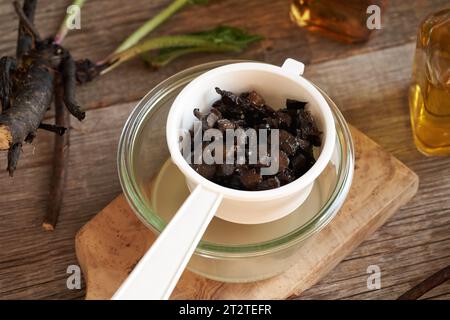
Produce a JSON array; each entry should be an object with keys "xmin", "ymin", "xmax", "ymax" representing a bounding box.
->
[{"xmin": 149, "ymin": 149, "xmax": 338, "ymax": 246}]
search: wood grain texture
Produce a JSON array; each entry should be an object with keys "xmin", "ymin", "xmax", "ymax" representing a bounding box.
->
[
  {"xmin": 0, "ymin": 0, "xmax": 447, "ymax": 111},
  {"xmin": 75, "ymin": 125, "xmax": 419, "ymax": 300},
  {"xmin": 0, "ymin": 0, "xmax": 449, "ymax": 299},
  {"xmin": 0, "ymin": 102, "xmax": 133, "ymax": 299}
]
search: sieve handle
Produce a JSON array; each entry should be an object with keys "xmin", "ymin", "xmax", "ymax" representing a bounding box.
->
[{"xmin": 112, "ymin": 185, "xmax": 222, "ymax": 300}]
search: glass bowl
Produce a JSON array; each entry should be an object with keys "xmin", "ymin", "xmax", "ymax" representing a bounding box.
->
[{"xmin": 117, "ymin": 60, "xmax": 355, "ymax": 282}]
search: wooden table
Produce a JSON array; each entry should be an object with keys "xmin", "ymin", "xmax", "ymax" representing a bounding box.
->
[{"xmin": 0, "ymin": 0, "xmax": 449, "ymax": 300}]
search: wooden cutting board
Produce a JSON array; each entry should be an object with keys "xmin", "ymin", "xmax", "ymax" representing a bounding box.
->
[{"xmin": 75, "ymin": 126, "xmax": 419, "ymax": 300}]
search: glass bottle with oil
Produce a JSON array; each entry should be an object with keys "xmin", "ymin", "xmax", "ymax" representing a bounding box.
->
[
  {"xmin": 410, "ymin": 9, "xmax": 450, "ymax": 156},
  {"xmin": 290, "ymin": 0, "xmax": 385, "ymax": 43}
]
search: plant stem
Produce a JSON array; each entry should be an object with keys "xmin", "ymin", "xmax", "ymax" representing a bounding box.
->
[
  {"xmin": 16, "ymin": 0, "xmax": 37, "ymax": 60},
  {"xmin": 13, "ymin": 1, "xmax": 41, "ymax": 41},
  {"xmin": 54, "ymin": 0, "xmax": 87, "ymax": 45},
  {"xmin": 113, "ymin": 0, "xmax": 189, "ymax": 54},
  {"xmin": 101, "ymin": 35, "xmax": 238, "ymax": 74}
]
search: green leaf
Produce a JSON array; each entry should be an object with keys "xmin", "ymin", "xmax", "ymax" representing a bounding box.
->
[
  {"xmin": 142, "ymin": 45, "xmax": 241, "ymax": 67},
  {"xmin": 189, "ymin": 26, "xmax": 264, "ymax": 49},
  {"xmin": 103, "ymin": 26, "xmax": 262, "ymax": 74},
  {"xmin": 140, "ymin": 26, "xmax": 262, "ymax": 68}
]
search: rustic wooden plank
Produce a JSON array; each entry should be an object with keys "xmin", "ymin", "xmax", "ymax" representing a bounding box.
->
[
  {"xmin": 0, "ymin": 0, "xmax": 448, "ymax": 111},
  {"xmin": 298, "ymin": 233, "xmax": 450, "ymax": 299},
  {"xmin": 75, "ymin": 125, "xmax": 419, "ymax": 299},
  {"xmin": 295, "ymin": 45, "xmax": 450, "ymax": 300},
  {"xmin": 0, "ymin": 101, "xmax": 136, "ymax": 299},
  {"xmin": 1, "ymin": 32, "xmax": 449, "ymax": 299}
]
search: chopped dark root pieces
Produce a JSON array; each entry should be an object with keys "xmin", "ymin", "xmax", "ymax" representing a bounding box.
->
[
  {"xmin": 286, "ymin": 99, "xmax": 307, "ymax": 110},
  {"xmin": 188, "ymin": 88, "xmax": 321, "ymax": 191}
]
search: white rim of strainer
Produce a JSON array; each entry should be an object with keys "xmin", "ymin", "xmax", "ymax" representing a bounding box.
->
[{"xmin": 166, "ymin": 62, "xmax": 336, "ymax": 201}]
